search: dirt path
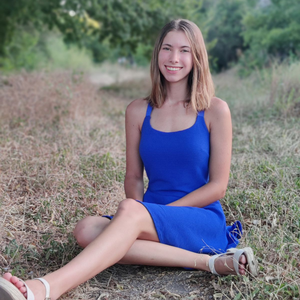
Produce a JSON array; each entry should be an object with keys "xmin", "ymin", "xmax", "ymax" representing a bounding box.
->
[
  {"xmin": 89, "ymin": 265, "xmax": 219, "ymax": 300},
  {"xmin": 88, "ymin": 63, "xmax": 149, "ymax": 87}
]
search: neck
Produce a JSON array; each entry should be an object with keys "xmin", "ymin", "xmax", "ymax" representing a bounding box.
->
[{"xmin": 164, "ymin": 80, "xmax": 189, "ymax": 104}]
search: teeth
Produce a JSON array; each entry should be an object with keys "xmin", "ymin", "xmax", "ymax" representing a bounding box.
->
[{"xmin": 166, "ymin": 67, "xmax": 181, "ymax": 71}]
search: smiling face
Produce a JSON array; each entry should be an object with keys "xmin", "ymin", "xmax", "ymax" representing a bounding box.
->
[
  {"xmin": 148, "ymin": 19, "xmax": 214, "ymax": 111},
  {"xmin": 158, "ymin": 30, "xmax": 193, "ymax": 85}
]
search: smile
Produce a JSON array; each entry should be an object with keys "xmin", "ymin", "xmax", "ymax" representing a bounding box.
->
[{"xmin": 165, "ymin": 66, "xmax": 182, "ymax": 71}]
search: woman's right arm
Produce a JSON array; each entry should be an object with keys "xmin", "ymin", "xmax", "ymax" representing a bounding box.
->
[{"xmin": 124, "ymin": 99, "xmax": 147, "ymax": 200}]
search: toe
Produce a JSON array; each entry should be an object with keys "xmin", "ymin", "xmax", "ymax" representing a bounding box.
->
[
  {"xmin": 15, "ymin": 280, "xmax": 25, "ymax": 289},
  {"xmin": 19, "ymin": 286, "xmax": 27, "ymax": 294},
  {"xmin": 2, "ymin": 273, "xmax": 28, "ymax": 297},
  {"xmin": 3, "ymin": 273, "xmax": 13, "ymax": 281},
  {"xmin": 237, "ymin": 254, "xmax": 247, "ymax": 275},
  {"xmin": 239, "ymin": 254, "xmax": 247, "ymax": 265},
  {"xmin": 11, "ymin": 276, "xmax": 20, "ymax": 285},
  {"xmin": 238, "ymin": 265, "xmax": 245, "ymax": 275}
]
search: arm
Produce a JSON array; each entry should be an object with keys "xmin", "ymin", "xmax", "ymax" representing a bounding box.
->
[
  {"xmin": 168, "ymin": 97, "xmax": 232, "ymax": 207},
  {"xmin": 124, "ymin": 99, "xmax": 147, "ymax": 200}
]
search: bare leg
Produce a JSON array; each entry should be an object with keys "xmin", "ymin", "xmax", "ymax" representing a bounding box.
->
[
  {"xmin": 41, "ymin": 199, "xmax": 163, "ymax": 299},
  {"xmin": 3, "ymin": 199, "xmax": 208, "ymax": 300},
  {"xmin": 3, "ymin": 200, "xmax": 247, "ymax": 300},
  {"xmin": 74, "ymin": 216, "xmax": 209, "ymax": 267},
  {"xmin": 74, "ymin": 215, "xmax": 246, "ymax": 272}
]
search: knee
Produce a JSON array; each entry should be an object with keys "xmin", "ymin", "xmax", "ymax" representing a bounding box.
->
[
  {"xmin": 116, "ymin": 198, "xmax": 145, "ymax": 221},
  {"xmin": 73, "ymin": 216, "xmax": 95, "ymax": 247}
]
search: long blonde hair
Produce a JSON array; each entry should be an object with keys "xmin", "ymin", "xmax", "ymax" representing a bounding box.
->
[{"xmin": 146, "ymin": 19, "xmax": 215, "ymax": 112}]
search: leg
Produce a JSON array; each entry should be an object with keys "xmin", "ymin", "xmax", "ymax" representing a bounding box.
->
[
  {"xmin": 74, "ymin": 216, "xmax": 210, "ymax": 267},
  {"xmin": 4, "ymin": 199, "xmax": 161, "ymax": 300},
  {"xmin": 73, "ymin": 213, "xmax": 247, "ymax": 274},
  {"xmin": 2, "ymin": 199, "xmax": 251, "ymax": 300}
]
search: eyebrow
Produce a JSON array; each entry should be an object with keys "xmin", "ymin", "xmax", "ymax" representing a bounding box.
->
[{"xmin": 162, "ymin": 43, "xmax": 190, "ymax": 48}]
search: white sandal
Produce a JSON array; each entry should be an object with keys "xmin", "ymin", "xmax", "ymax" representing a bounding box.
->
[
  {"xmin": 0, "ymin": 277, "xmax": 51, "ymax": 300},
  {"xmin": 208, "ymin": 247, "xmax": 258, "ymax": 276}
]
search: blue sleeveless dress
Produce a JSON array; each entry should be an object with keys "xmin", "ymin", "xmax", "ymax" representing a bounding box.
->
[{"xmin": 138, "ymin": 104, "xmax": 242, "ymax": 254}]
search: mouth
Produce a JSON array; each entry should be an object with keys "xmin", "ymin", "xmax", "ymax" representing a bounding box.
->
[{"xmin": 165, "ymin": 66, "xmax": 182, "ymax": 71}]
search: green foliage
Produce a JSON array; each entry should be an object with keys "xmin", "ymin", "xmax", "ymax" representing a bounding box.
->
[
  {"xmin": 241, "ymin": 0, "xmax": 300, "ymax": 69},
  {"xmin": 206, "ymin": 0, "xmax": 247, "ymax": 71},
  {"xmin": 0, "ymin": 0, "xmax": 87, "ymax": 54},
  {"xmin": 0, "ymin": 0, "xmax": 200, "ymax": 65},
  {"xmin": 1, "ymin": 0, "xmax": 300, "ymax": 72},
  {"xmin": 0, "ymin": 27, "xmax": 43, "ymax": 71},
  {"xmin": 0, "ymin": 28, "xmax": 93, "ymax": 72},
  {"xmin": 45, "ymin": 34, "xmax": 93, "ymax": 70},
  {"xmin": 85, "ymin": 39, "xmax": 112, "ymax": 63}
]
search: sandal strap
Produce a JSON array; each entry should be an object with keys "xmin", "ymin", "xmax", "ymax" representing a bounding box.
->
[
  {"xmin": 18, "ymin": 280, "xmax": 34, "ymax": 300},
  {"xmin": 35, "ymin": 278, "xmax": 51, "ymax": 300},
  {"xmin": 209, "ymin": 247, "xmax": 258, "ymax": 277},
  {"xmin": 233, "ymin": 249, "xmax": 244, "ymax": 275},
  {"xmin": 209, "ymin": 249, "xmax": 240, "ymax": 276},
  {"xmin": 208, "ymin": 254, "xmax": 221, "ymax": 275}
]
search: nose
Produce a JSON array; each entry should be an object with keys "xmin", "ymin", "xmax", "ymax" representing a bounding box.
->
[{"xmin": 169, "ymin": 50, "xmax": 179, "ymax": 63}]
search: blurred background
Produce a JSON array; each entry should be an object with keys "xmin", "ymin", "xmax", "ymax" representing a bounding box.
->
[{"xmin": 0, "ymin": 0, "xmax": 299, "ymax": 75}]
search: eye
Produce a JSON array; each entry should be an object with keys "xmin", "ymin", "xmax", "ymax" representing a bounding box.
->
[
  {"xmin": 162, "ymin": 47, "xmax": 170, "ymax": 51},
  {"xmin": 181, "ymin": 49, "xmax": 190, "ymax": 53}
]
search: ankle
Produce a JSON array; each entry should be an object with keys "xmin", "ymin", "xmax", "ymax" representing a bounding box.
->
[{"xmin": 194, "ymin": 255, "xmax": 210, "ymax": 272}]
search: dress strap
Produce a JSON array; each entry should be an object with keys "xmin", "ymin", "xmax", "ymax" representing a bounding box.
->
[
  {"xmin": 146, "ymin": 103, "xmax": 153, "ymax": 117},
  {"xmin": 197, "ymin": 110, "xmax": 204, "ymax": 117}
]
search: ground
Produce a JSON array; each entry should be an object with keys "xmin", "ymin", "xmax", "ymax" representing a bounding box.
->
[{"xmin": 1, "ymin": 63, "xmax": 299, "ymax": 299}]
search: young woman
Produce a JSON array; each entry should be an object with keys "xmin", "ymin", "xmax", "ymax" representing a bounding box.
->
[{"xmin": 0, "ymin": 19, "xmax": 258, "ymax": 300}]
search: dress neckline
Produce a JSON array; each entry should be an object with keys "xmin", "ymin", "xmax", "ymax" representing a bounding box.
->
[
  {"xmin": 149, "ymin": 114, "xmax": 199, "ymax": 134},
  {"xmin": 146, "ymin": 103, "xmax": 204, "ymax": 134}
]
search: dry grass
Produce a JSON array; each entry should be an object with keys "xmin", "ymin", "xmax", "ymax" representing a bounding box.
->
[
  {"xmin": 0, "ymin": 64, "xmax": 299, "ymax": 299},
  {"xmin": 0, "ymin": 70, "xmax": 130, "ymax": 297}
]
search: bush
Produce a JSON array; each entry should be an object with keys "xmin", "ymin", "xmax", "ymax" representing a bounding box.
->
[
  {"xmin": 0, "ymin": 28, "xmax": 94, "ymax": 72},
  {"xmin": 241, "ymin": 0, "xmax": 300, "ymax": 70}
]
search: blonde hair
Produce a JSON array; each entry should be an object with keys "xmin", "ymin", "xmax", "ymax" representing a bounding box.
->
[{"xmin": 146, "ymin": 19, "xmax": 215, "ymax": 112}]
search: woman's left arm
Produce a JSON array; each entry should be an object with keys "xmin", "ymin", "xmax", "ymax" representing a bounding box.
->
[{"xmin": 168, "ymin": 97, "xmax": 232, "ymax": 207}]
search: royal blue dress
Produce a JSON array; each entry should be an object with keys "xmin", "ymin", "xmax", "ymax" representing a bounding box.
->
[{"xmin": 137, "ymin": 103, "xmax": 242, "ymax": 254}]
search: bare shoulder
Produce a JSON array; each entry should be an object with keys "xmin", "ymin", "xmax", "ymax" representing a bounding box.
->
[
  {"xmin": 127, "ymin": 98, "xmax": 148, "ymax": 112},
  {"xmin": 205, "ymin": 97, "xmax": 231, "ymax": 131},
  {"xmin": 208, "ymin": 97, "xmax": 230, "ymax": 116},
  {"xmin": 126, "ymin": 98, "xmax": 149, "ymax": 129}
]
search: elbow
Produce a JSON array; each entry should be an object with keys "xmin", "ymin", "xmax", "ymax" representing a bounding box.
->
[
  {"xmin": 211, "ymin": 182, "xmax": 227, "ymax": 199},
  {"xmin": 217, "ymin": 182, "xmax": 228, "ymax": 199},
  {"xmin": 218, "ymin": 188, "xmax": 227, "ymax": 199}
]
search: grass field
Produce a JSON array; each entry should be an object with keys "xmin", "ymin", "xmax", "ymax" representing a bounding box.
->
[{"xmin": 0, "ymin": 63, "xmax": 299, "ymax": 299}]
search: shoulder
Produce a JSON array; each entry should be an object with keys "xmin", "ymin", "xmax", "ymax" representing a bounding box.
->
[
  {"xmin": 207, "ymin": 97, "xmax": 230, "ymax": 116},
  {"xmin": 205, "ymin": 97, "xmax": 231, "ymax": 132},
  {"xmin": 126, "ymin": 98, "xmax": 149, "ymax": 129},
  {"xmin": 127, "ymin": 98, "xmax": 148, "ymax": 112}
]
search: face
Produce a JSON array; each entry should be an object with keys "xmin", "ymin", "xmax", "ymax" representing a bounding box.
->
[{"xmin": 158, "ymin": 30, "xmax": 193, "ymax": 84}]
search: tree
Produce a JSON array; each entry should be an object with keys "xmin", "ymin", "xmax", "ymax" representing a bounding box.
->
[
  {"xmin": 0, "ymin": 0, "xmax": 200, "ymax": 59},
  {"xmin": 242, "ymin": 0, "xmax": 300, "ymax": 68},
  {"xmin": 205, "ymin": 0, "xmax": 247, "ymax": 72},
  {"xmin": 0, "ymin": 0, "xmax": 84, "ymax": 55}
]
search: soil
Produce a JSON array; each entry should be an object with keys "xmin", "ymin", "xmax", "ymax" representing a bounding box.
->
[{"xmin": 89, "ymin": 265, "xmax": 219, "ymax": 300}]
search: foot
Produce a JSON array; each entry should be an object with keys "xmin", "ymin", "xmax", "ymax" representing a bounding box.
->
[
  {"xmin": 3, "ymin": 273, "xmax": 48, "ymax": 300},
  {"xmin": 208, "ymin": 247, "xmax": 258, "ymax": 276},
  {"xmin": 213, "ymin": 253, "xmax": 247, "ymax": 275}
]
